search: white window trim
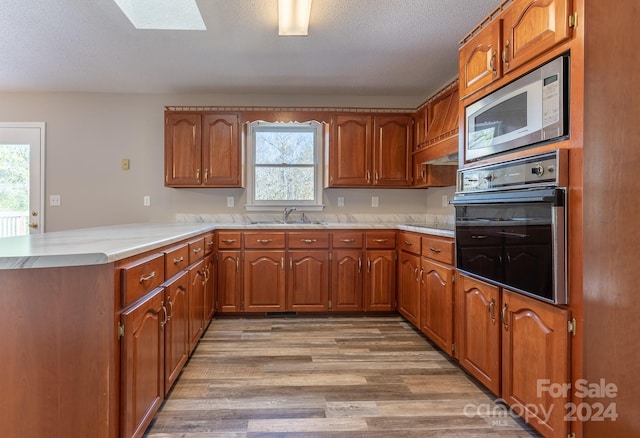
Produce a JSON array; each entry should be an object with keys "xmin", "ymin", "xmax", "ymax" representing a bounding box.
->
[{"xmin": 245, "ymin": 120, "xmax": 325, "ymax": 211}]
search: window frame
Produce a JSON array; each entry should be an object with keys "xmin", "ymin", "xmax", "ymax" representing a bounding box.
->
[{"xmin": 245, "ymin": 120, "xmax": 325, "ymax": 211}]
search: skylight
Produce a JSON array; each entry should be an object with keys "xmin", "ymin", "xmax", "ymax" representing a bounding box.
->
[{"xmin": 114, "ymin": 0, "xmax": 206, "ymax": 30}]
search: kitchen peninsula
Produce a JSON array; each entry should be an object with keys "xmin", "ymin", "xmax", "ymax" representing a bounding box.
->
[{"xmin": 0, "ymin": 220, "xmax": 452, "ymax": 438}]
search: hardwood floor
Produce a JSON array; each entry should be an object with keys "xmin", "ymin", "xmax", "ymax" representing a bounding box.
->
[{"xmin": 145, "ymin": 316, "xmax": 540, "ymax": 437}]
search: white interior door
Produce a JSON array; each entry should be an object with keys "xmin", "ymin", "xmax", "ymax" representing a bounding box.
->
[{"xmin": 0, "ymin": 123, "xmax": 45, "ymax": 236}]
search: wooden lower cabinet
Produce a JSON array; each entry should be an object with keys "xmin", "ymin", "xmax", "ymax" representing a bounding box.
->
[
  {"xmin": 188, "ymin": 260, "xmax": 206, "ymax": 352},
  {"xmin": 420, "ymin": 258, "xmax": 454, "ymax": 355},
  {"xmin": 398, "ymin": 250, "xmax": 421, "ymax": 326},
  {"xmin": 364, "ymin": 250, "xmax": 396, "ymax": 311},
  {"xmin": 120, "ymin": 287, "xmax": 166, "ymax": 438},
  {"xmin": 217, "ymin": 250, "xmax": 242, "ymax": 312},
  {"xmin": 288, "ymin": 250, "xmax": 330, "ymax": 311},
  {"xmin": 501, "ymin": 289, "xmax": 570, "ymax": 438},
  {"xmin": 330, "ymin": 249, "xmax": 363, "ymax": 311},
  {"xmin": 163, "ymin": 271, "xmax": 189, "ymax": 394},
  {"xmin": 244, "ymin": 250, "xmax": 286, "ymax": 312},
  {"xmin": 456, "ymin": 274, "xmax": 502, "ymax": 395},
  {"xmin": 204, "ymin": 253, "xmax": 216, "ymax": 320}
]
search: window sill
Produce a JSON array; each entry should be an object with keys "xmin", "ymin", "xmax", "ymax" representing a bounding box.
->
[{"xmin": 245, "ymin": 205, "xmax": 325, "ymax": 212}]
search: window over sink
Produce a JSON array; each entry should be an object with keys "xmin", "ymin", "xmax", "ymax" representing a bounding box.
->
[{"xmin": 246, "ymin": 120, "xmax": 325, "ymax": 211}]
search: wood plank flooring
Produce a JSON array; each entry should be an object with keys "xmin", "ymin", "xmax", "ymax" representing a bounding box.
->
[{"xmin": 144, "ymin": 316, "xmax": 540, "ymax": 437}]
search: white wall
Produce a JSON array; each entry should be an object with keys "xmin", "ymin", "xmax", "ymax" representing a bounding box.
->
[{"xmin": 0, "ymin": 91, "xmax": 455, "ymax": 231}]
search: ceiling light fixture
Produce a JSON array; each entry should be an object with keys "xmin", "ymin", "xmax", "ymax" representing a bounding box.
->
[
  {"xmin": 113, "ymin": 0, "xmax": 206, "ymax": 30},
  {"xmin": 278, "ymin": 0, "xmax": 312, "ymax": 36}
]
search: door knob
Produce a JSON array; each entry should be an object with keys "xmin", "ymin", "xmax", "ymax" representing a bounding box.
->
[{"xmin": 28, "ymin": 222, "xmax": 38, "ymax": 228}]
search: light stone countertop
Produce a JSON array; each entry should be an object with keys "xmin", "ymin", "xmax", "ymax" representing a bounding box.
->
[{"xmin": 0, "ymin": 220, "xmax": 454, "ymax": 270}]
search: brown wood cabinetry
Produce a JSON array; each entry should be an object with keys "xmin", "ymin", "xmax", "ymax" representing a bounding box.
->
[
  {"xmin": 330, "ymin": 231, "xmax": 364, "ymax": 312},
  {"xmin": 364, "ymin": 231, "xmax": 397, "ymax": 312},
  {"xmin": 187, "ymin": 260, "xmax": 206, "ymax": 352},
  {"xmin": 459, "ymin": 0, "xmax": 573, "ymax": 99},
  {"xmin": 288, "ymin": 250, "xmax": 330, "ymax": 311},
  {"xmin": 419, "ymin": 235, "xmax": 455, "ymax": 356},
  {"xmin": 163, "ymin": 271, "xmax": 189, "ymax": 394},
  {"xmin": 455, "ymin": 274, "xmax": 501, "ymax": 395},
  {"xmin": 329, "ymin": 114, "xmax": 412, "ymax": 187},
  {"xmin": 244, "ymin": 250, "xmax": 286, "ymax": 312},
  {"xmin": 164, "ymin": 111, "xmax": 241, "ymax": 188},
  {"xmin": 501, "ymin": 289, "xmax": 570, "ymax": 438},
  {"xmin": 120, "ymin": 286, "xmax": 166, "ymax": 438},
  {"xmin": 398, "ymin": 250, "xmax": 421, "ymax": 326},
  {"xmin": 217, "ymin": 250, "xmax": 242, "ymax": 312},
  {"xmin": 203, "ymin": 252, "xmax": 216, "ymax": 320}
]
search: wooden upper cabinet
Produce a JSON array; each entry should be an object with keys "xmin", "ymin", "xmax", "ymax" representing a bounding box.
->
[
  {"xmin": 501, "ymin": 0, "xmax": 572, "ymax": 74},
  {"xmin": 459, "ymin": 22, "xmax": 502, "ymax": 99},
  {"xmin": 165, "ymin": 111, "xmax": 242, "ymax": 188},
  {"xmin": 330, "ymin": 114, "xmax": 372, "ymax": 186},
  {"xmin": 329, "ymin": 114, "xmax": 411, "ymax": 187},
  {"xmin": 373, "ymin": 115, "xmax": 412, "ymax": 186},
  {"xmin": 459, "ymin": 0, "xmax": 573, "ymax": 98},
  {"xmin": 165, "ymin": 113, "xmax": 202, "ymax": 186},
  {"xmin": 202, "ymin": 114, "xmax": 241, "ymax": 187}
]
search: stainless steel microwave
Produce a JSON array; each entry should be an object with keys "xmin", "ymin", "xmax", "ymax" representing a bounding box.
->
[{"xmin": 465, "ymin": 55, "xmax": 569, "ymax": 162}]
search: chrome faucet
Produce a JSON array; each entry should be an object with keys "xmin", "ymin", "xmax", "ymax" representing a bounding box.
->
[{"xmin": 283, "ymin": 207, "xmax": 297, "ymax": 223}]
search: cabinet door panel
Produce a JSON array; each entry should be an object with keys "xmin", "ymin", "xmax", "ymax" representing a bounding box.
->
[
  {"xmin": 501, "ymin": 289, "xmax": 569, "ymax": 437},
  {"xmin": 165, "ymin": 113, "xmax": 202, "ymax": 186},
  {"xmin": 288, "ymin": 251, "xmax": 329, "ymax": 312},
  {"xmin": 459, "ymin": 22, "xmax": 502, "ymax": 98},
  {"xmin": 330, "ymin": 115, "xmax": 372, "ymax": 186},
  {"xmin": 455, "ymin": 274, "xmax": 501, "ymax": 395},
  {"xmin": 420, "ymin": 259, "xmax": 454, "ymax": 355},
  {"xmin": 373, "ymin": 116, "xmax": 412, "ymax": 186},
  {"xmin": 244, "ymin": 251, "xmax": 286, "ymax": 312},
  {"xmin": 364, "ymin": 250, "xmax": 396, "ymax": 311},
  {"xmin": 204, "ymin": 253, "xmax": 216, "ymax": 320},
  {"xmin": 217, "ymin": 251, "xmax": 242, "ymax": 312},
  {"xmin": 502, "ymin": 0, "xmax": 572, "ymax": 73},
  {"xmin": 331, "ymin": 250, "xmax": 363, "ymax": 311},
  {"xmin": 120, "ymin": 287, "xmax": 165, "ymax": 438},
  {"xmin": 164, "ymin": 272, "xmax": 189, "ymax": 393},
  {"xmin": 188, "ymin": 260, "xmax": 206, "ymax": 352},
  {"xmin": 203, "ymin": 114, "xmax": 241, "ymax": 186},
  {"xmin": 398, "ymin": 251, "xmax": 420, "ymax": 327}
]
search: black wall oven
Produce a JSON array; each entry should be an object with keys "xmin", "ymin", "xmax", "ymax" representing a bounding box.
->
[{"xmin": 452, "ymin": 150, "xmax": 568, "ymax": 304}]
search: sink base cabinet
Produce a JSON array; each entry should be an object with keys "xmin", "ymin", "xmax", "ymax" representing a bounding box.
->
[
  {"xmin": 364, "ymin": 250, "xmax": 397, "ymax": 312},
  {"xmin": 243, "ymin": 250, "xmax": 286, "ymax": 312},
  {"xmin": 288, "ymin": 250, "xmax": 330, "ymax": 312}
]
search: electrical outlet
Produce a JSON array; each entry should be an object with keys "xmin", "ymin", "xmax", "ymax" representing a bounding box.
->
[
  {"xmin": 49, "ymin": 195, "xmax": 61, "ymax": 207},
  {"xmin": 227, "ymin": 196, "xmax": 234, "ymax": 207},
  {"xmin": 442, "ymin": 195, "xmax": 449, "ymax": 207},
  {"xmin": 143, "ymin": 196, "xmax": 150, "ymax": 206},
  {"xmin": 337, "ymin": 196, "xmax": 345, "ymax": 207},
  {"xmin": 371, "ymin": 196, "xmax": 379, "ymax": 208}
]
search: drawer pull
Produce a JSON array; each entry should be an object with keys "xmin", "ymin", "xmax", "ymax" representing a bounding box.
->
[
  {"xmin": 221, "ymin": 239, "xmax": 237, "ymax": 244},
  {"xmin": 172, "ymin": 256, "xmax": 184, "ymax": 264},
  {"xmin": 403, "ymin": 240, "xmax": 413, "ymax": 246},
  {"xmin": 429, "ymin": 247, "xmax": 442, "ymax": 253},
  {"xmin": 207, "ymin": 241, "xmax": 214, "ymax": 246},
  {"xmin": 257, "ymin": 239, "xmax": 273, "ymax": 244},
  {"xmin": 192, "ymin": 247, "xmax": 203, "ymax": 253},
  {"xmin": 340, "ymin": 238, "xmax": 355, "ymax": 243},
  {"xmin": 373, "ymin": 238, "xmax": 389, "ymax": 243},
  {"xmin": 300, "ymin": 239, "xmax": 317, "ymax": 244},
  {"xmin": 139, "ymin": 271, "xmax": 156, "ymax": 284}
]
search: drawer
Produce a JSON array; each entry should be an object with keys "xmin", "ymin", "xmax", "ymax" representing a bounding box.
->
[
  {"xmin": 243, "ymin": 232, "xmax": 286, "ymax": 249},
  {"xmin": 398, "ymin": 232, "xmax": 421, "ymax": 254},
  {"xmin": 121, "ymin": 253, "xmax": 165, "ymax": 307},
  {"xmin": 218, "ymin": 231, "xmax": 241, "ymax": 249},
  {"xmin": 164, "ymin": 243, "xmax": 189, "ymax": 279},
  {"xmin": 332, "ymin": 231, "xmax": 363, "ymax": 248},
  {"xmin": 204, "ymin": 233, "xmax": 215, "ymax": 254},
  {"xmin": 422, "ymin": 236, "xmax": 455, "ymax": 265},
  {"xmin": 288, "ymin": 231, "xmax": 329, "ymax": 249},
  {"xmin": 365, "ymin": 231, "xmax": 396, "ymax": 249},
  {"xmin": 188, "ymin": 237, "xmax": 206, "ymax": 264}
]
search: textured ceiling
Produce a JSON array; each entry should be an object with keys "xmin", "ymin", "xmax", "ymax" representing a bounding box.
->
[{"xmin": 0, "ymin": 0, "xmax": 502, "ymax": 101}]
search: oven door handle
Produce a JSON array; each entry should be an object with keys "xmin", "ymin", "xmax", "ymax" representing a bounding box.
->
[{"xmin": 451, "ymin": 188, "xmax": 564, "ymax": 205}]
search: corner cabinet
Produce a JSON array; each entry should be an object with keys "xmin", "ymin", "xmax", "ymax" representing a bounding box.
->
[
  {"xmin": 164, "ymin": 111, "xmax": 242, "ymax": 188},
  {"xmin": 329, "ymin": 114, "xmax": 412, "ymax": 187}
]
